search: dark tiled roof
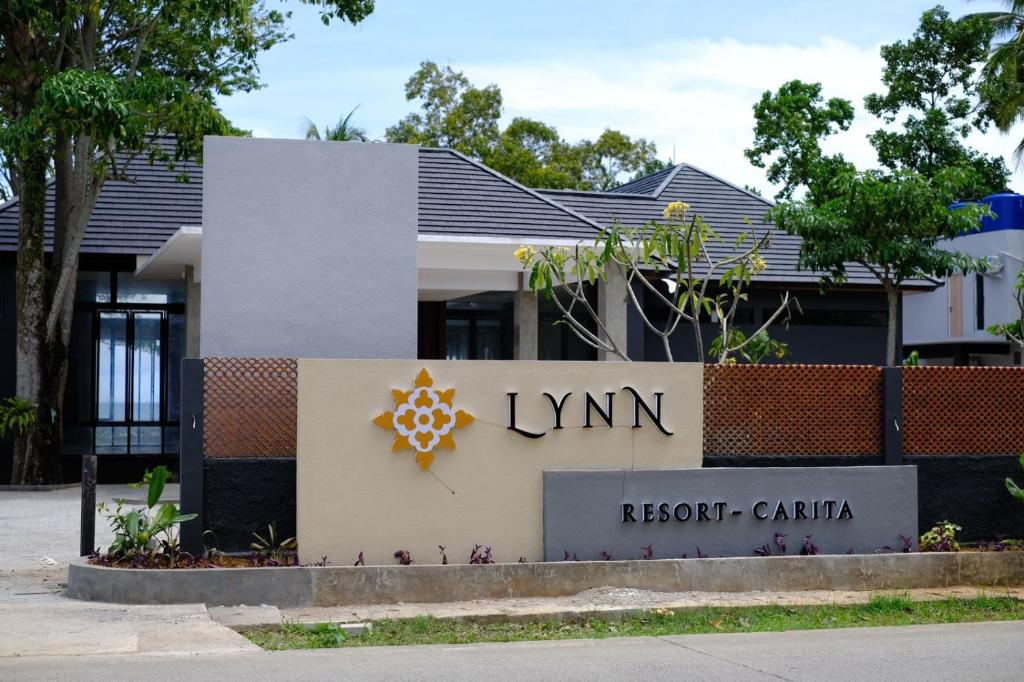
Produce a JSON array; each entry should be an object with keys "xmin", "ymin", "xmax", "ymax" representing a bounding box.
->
[
  {"xmin": 0, "ymin": 143, "xmax": 600, "ymax": 255},
  {"xmin": 605, "ymin": 165, "xmax": 679, "ymax": 195},
  {"xmin": 418, "ymin": 148, "xmax": 602, "ymax": 240},
  {"xmin": 541, "ymin": 164, "xmax": 897, "ymax": 288},
  {"xmin": 0, "ymin": 141, "xmax": 926, "ymax": 289},
  {"xmin": 0, "ymin": 137, "xmax": 201, "ymax": 255}
]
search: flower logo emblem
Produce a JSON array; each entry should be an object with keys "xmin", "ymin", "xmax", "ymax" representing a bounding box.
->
[{"xmin": 372, "ymin": 368, "xmax": 474, "ymax": 471}]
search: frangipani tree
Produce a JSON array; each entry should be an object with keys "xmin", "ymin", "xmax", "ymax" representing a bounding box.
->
[{"xmin": 516, "ymin": 202, "xmax": 796, "ymax": 363}]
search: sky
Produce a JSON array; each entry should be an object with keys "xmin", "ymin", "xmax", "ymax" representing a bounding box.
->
[{"xmin": 217, "ymin": 0, "xmax": 1024, "ymax": 195}]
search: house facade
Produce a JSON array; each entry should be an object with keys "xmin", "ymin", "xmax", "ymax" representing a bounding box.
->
[
  {"xmin": 903, "ymin": 193, "xmax": 1024, "ymax": 365},
  {"xmin": 0, "ymin": 137, "xmax": 914, "ymax": 482}
]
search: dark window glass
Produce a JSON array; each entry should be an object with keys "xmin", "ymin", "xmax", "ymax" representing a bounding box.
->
[
  {"xmin": 167, "ymin": 314, "xmax": 186, "ymax": 422},
  {"xmin": 97, "ymin": 312, "xmax": 128, "ymax": 422},
  {"xmin": 766, "ymin": 308, "xmax": 887, "ymax": 327},
  {"xmin": 76, "ymin": 272, "xmax": 111, "ymax": 303},
  {"xmin": 131, "ymin": 313, "xmax": 162, "ymax": 422},
  {"xmin": 445, "ymin": 292, "xmax": 513, "ymax": 360},
  {"xmin": 68, "ymin": 311, "xmax": 94, "ymax": 423},
  {"xmin": 539, "ymin": 286, "xmax": 598, "ymax": 361},
  {"xmin": 116, "ymin": 272, "xmax": 185, "ymax": 304},
  {"xmin": 446, "ymin": 319, "xmax": 470, "ymax": 360},
  {"xmin": 976, "ymin": 273, "xmax": 985, "ymax": 331}
]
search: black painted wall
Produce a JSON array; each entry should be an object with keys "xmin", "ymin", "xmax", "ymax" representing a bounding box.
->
[
  {"xmin": 202, "ymin": 454, "xmax": 1024, "ymax": 552},
  {"xmin": 0, "ymin": 258, "xmax": 15, "ymax": 484},
  {"xmin": 705, "ymin": 455, "xmax": 1024, "ymax": 543},
  {"xmin": 204, "ymin": 458, "xmax": 296, "ymax": 552},
  {"xmin": 629, "ymin": 286, "xmax": 894, "ymax": 365}
]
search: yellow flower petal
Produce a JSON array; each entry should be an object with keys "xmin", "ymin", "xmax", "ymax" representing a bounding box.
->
[
  {"xmin": 392, "ymin": 434, "xmax": 413, "ymax": 451},
  {"xmin": 437, "ymin": 387, "xmax": 455, "ymax": 406},
  {"xmin": 414, "ymin": 368, "xmax": 433, "ymax": 388},
  {"xmin": 372, "ymin": 411, "xmax": 394, "ymax": 429},
  {"xmin": 455, "ymin": 410, "xmax": 475, "ymax": 428},
  {"xmin": 391, "ymin": 389, "xmax": 410, "ymax": 405},
  {"xmin": 437, "ymin": 433, "xmax": 456, "ymax": 450}
]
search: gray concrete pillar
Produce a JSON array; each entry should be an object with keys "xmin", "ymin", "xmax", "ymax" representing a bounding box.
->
[
  {"xmin": 185, "ymin": 265, "xmax": 201, "ymax": 358},
  {"xmin": 514, "ymin": 281, "xmax": 538, "ymax": 360},
  {"xmin": 598, "ymin": 265, "xmax": 629, "ymax": 361}
]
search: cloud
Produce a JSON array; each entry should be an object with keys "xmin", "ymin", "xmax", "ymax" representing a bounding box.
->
[{"xmin": 464, "ymin": 36, "xmax": 1024, "ymax": 195}]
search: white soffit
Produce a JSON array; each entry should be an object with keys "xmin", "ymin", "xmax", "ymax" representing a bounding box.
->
[{"xmin": 134, "ymin": 226, "xmax": 202, "ymax": 281}]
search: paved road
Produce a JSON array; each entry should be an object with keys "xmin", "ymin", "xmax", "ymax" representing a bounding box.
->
[{"xmin": 2, "ymin": 620, "xmax": 1022, "ymax": 681}]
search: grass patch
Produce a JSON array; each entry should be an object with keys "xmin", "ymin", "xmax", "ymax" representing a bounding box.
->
[{"xmin": 240, "ymin": 594, "xmax": 1024, "ymax": 650}]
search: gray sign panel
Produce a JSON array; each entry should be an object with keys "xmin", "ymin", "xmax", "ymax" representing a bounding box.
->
[{"xmin": 543, "ymin": 466, "xmax": 917, "ymax": 560}]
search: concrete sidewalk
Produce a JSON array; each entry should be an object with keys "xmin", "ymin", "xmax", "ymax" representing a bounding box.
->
[{"xmin": 2, "ymin": 620, "xmax": 1022, "ymax": 680}]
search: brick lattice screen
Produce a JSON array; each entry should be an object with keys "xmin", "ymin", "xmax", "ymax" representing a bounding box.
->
[
  {"xmin": 703, "ymin": 364, "xmax": 883, "ymax": 456},
  {"xmin": 904, "ymin": 366, "xmax": 1024, "ymax": 455},
  {"xmin": 203, "ymin": 358, "xmax": 298, "ymax": 458}
]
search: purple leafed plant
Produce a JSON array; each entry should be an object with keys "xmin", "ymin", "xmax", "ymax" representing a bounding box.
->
[
  {"xmin": 469, "ymin": 545, "xmax": 494, "ymax": 564},
  {"xmin": 600, "ymin": 550, "xmax": 613, "ymax": 561},
  {"xmin": 354, "ymin": 551, "xmax": 365, "ymax": 566},
  {"xmin": 754, "ymin": 543, "xmax": 772, "ymax": 557},
  {"xmin": 518, "ymin": 557, "xmax": 527, "ymax": 563},
  {"xmin": 438, "ymin": 545, "xmax": 448, "ymax": 565},
  {"xmin": 695, "ymin": 547, "xmax": 707, "ymax": 559},
  {"xmin": 774, "ymin": 532, "xmax": 787, "ymax": 555},
  {"xmin": 642, "ymin": 544, "xmax": 654, "ymax": 560},
  {"xmin": 563, "ymin": 550, "xmax": 580, "ymax": 561},
  {"xmin": 846, "ymin": 548, "xmax": 855, "ymax": 555},
  {"xmin": 393, "ymin": 549, "xmax": 413, "ymax": 565},
  {"xmin": 900, "ymin": 535, "xmax": 913, "ymax": 553},
  {"xmin": 800, "ymin": 536, "xmax": 820, "ymax": 556}
]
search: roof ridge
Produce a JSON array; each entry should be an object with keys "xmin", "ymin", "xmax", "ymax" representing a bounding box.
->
[
  {"xmin": 426, "ymin": 147, "xmax": 607, "ymax": 233},
  {"xmin": 536, "ymin": 187, "xmax": 657, "ymax": 200},
  {"xmin": 675, "ymin": 163, "xmax": 774, "ymax": 207},
  {"xmin": 651, "ymin": 164, "xmax": 685, "ymax": 198}
]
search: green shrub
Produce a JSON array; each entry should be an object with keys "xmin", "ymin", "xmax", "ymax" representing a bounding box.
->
[
  {"xmin": 1007, "ymin": 454, "xmax": 1024, "ymax": 503},
  {"xmin": 919, "ymin": 521, "xmax": 961, "ymax": 552}
]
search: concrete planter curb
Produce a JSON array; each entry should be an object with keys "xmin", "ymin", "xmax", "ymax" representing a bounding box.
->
[{"xmin": 66, "ymin": 553, "xmax": 1024, "ymax": 609}]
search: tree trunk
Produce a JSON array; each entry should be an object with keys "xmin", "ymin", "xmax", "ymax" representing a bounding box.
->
[
  {"xmin": 885, "ymin": 285, "xmax": 900, "ymax": 367},
  {"xmin": 12, "ymin": 142, "xmax": 63, "ymax": 485}
]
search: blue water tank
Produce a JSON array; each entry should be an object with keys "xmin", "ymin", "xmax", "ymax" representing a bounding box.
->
[{"xmin": 980, "ymin": 193, "xmax": 1024, "ymax": 232}]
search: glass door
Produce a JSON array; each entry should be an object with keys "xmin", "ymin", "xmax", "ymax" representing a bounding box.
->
[{"xmin": 94, "ymin": 310, "xmax": 167, "ymax": 454}]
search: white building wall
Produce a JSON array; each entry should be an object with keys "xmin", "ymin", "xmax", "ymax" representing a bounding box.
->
[{"xmin": 903, "ymin": 230, "xmax": 1024, "ymax": 362}]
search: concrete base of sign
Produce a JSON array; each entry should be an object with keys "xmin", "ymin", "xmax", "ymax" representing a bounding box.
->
[{"xmin": 67, "ymin": 553, "xmax": 1024, "ymax": 609}]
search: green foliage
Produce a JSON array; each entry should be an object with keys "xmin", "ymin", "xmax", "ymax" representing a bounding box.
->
[
  {"xmin": 241, "ymin": 597, "xmax": 1024, "ymax": 649},
  {"xmin": 0, "ymin": 397, "xmax": 35, "ymax": 439},
  {"xmin": 987, "ymin": 270, "xmax": 1024, "ymax": 349},
  {"xmin": 98, "ymin": 466, "xmax": 196, "ymax": 558},
  {"xmin": 385, "ymin": 61, "xmax": 668, "ymax": 190},
  {"xmin": 744, "ymin": 80, "xmax": 855, "ymax": 202},
  {"xmin": 864, "ymin": 6, "xmax": 1007, "ymax": 197},
  {"xmin": 1007, "ymin": 454, "xmax": 1024, "ymax": 503},
  {"xmin": 903, "ymin": 350, "xmax": 921, "ymax": 366},
  {"xmin": 251, "ymin": 522, "xmax": 298, "ymax": 562},
  {"xmin": 970, "ymin": 1, "xmax": 1024, "ymax": 161},
  {"xmin": 769, "ymin": 168, "xmax": 991, "ymax": 289},
  {"xmin": 303, "ymin": 106, "xmax": 368, "ymax": 141},
  {"xmin": 919, "ymin": 520, "xmax": 962, "ymax": 552},
  {"xmin": 518, "ymin": 202, "xmax": 794, "ymax": 363}
]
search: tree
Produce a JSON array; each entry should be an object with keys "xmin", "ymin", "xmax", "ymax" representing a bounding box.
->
[
  {"xmin": 865, "ymin": 6, "xmax": 1008, "ymax": 197},
  {"xmin": 769, "ymin": 168, "xmax": 992, "ymax": 366},
  {"xmin": 303, "ymin": 106, "xmax": 368, "ymax": 141},
  {"xmin": 515, "ymin": 201, "xmax": 795, "ymax": 363},
  {"xmin": 385, "ymin": 61, "xmax": 502, "ymax": 160},
  {"xmin": 987, "ymin": 269, "xmax": 1024, "ymax": 349},
  {"xmin": 0, "ymin": 1, "xmax": 375, "ymax": 485},
  {"xmin": 970, "ymin": 1, "xmax": 1024, "ymax": 160},
  {"xmin": 744, "ymin": 80, "xmax": 855, "ymax": 202},
  {"xmin": 385, "ymin": 61, "xmax": 667, "ymax": 190}
]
